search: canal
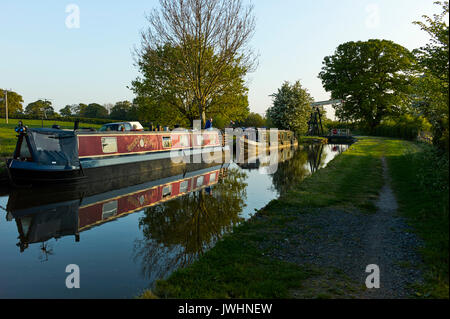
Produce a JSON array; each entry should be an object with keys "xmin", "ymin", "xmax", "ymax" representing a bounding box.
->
[{"xmin": 0, "ymin": 143, "xmax": 348, "ymax": 298}]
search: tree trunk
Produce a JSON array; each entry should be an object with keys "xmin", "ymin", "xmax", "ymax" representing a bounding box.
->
[{"xmin": 199, "ymin": 103, "xmax": 206, "ymax": 128}]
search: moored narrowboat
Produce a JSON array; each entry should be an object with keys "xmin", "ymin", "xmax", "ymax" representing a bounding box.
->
[
  {"xmin": 6, "ymin": 122, "xmax": 225, "ymax": 185},
  {"xmin": 237, "ymin": 128, "xmax": 298, "ymax": 154}
]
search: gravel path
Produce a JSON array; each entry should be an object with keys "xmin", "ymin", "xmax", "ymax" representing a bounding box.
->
[{"xmin": 259, "ymin": 157, "xmax": 424, "ymax": 298}]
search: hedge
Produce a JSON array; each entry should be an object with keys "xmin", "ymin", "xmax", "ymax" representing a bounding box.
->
[{"xmin": 7, "ymin": 115, "xmax": 115, "ymax": 125}]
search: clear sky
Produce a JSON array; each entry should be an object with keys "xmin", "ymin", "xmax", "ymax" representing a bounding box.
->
[{"xmin": 0, "ymin": 0, "xmax": 444, "ymax": 119}]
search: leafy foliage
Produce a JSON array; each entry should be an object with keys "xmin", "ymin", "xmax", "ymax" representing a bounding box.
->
[
  {"xmin": 25, "ymin": 100, "xmax": 55, "ymax": 118},
  {"xmin": 132, "ymin": 42, "xmax": 250, "ymax": 127},
  {"xmin": 109, "ymin": 101, "xmax": 139, "ymax": 121},
  {"xmin": 59, "ymin": 105, "xmax": 73, "ymax": 117},
  {"xmin": 79, "ymin": 103, "xmax": 109, "ymax": 119},
  {"xmin": 235, "ymin": 112, "xmax": 267, "ymax": 128},
  {"xmin": 266, "ymin": 81, "xmax": 313, "ymax": 134},
  {"xmin": 412, "ymin": 1, "xmax": 449, "ymax": 150},
  {"xmin": 0, "ymin": 89, "xmax": 24, "ymax": 117},
  {"xmin": 319, "ymin": 39, "xmax": 416, "ymax": 132}
]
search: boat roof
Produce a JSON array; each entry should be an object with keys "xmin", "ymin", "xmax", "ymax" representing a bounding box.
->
[{"xmin": 28, "ymin": 128, "xmax": 76, "ymax": 136}]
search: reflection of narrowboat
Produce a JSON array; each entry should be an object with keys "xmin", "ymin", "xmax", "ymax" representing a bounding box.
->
[
  {"xmin": 6, "ymin": 122, "xmax": 224, "ymax": 184},
  {"xmin": 7, "ymin": 164, "xmax": 226, "ymax": 252}
]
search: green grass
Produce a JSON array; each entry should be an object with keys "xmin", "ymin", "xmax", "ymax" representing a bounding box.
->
[
  {"xmin": 279, "ymin": 137, "xmax": 389, "ymax": 212},
  {"xmin": 387, "ymin": 143, "xmax": 449, "ymax": 298},
  {"xmin": 154, "ymin": 230, "xmax": 315, "ymax": 299},
  {"xmin": 298, "ymin": 136, "xmax": 328, "ymax": 144},
  {"xmin": 143, "ymin": 137, "xmax": 434, "ymax": 299},
  {"xmin": 0, "ymin": 119, "xmax": 102, "ymax": 158},
  {"xmin": 142, "ymin": 136, "xmax": 448, "ymax": 299}
]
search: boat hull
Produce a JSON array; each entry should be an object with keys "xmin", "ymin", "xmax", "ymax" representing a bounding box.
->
[{"xmin": 7, "ymin": 146, "xmax": 228, "ymax": 186}]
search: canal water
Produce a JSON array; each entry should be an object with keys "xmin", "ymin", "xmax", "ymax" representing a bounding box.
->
[{"xmin": 0, "ymin": 144, "xmax": 348, "ymax": 298}]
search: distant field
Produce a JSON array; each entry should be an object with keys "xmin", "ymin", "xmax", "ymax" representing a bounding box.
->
[{"xmin": 0, "ymin": 119, "xmax": 102, "ymax": 158}]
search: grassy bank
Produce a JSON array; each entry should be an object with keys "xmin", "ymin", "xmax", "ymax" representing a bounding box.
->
[
  {"xmin": 0, "ymin": 119, "xmax": 101, "ymax": 158},
  {"xmin": 388, "ymin": 143, "xmax": 449, "ymax": 298},
  {"xmin": 298, "ymin": 136, "xmax": 328, "ymax": 144},
  {"xmin": 138, "ymin": 137, "xmax": 449, "ymax": 299}
]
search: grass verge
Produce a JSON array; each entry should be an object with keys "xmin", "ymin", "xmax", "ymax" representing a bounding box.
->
[
  {"xmin": 142, "ymin": 137, "xmax": 432, "ymax": 298},
  {"xmin": 387, "ymin": 143, "xmax": 449, "ymax": 298},
  {"xmin": 298, "ymin": 136, "xmax": 328, "ymax": 144}
]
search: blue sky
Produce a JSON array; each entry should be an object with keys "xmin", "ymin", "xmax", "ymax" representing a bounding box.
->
[{"xmin": 0, "ymin": 0, "xmax": 444, "ymax": 119}]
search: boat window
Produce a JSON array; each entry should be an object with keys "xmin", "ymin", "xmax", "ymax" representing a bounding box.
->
[
  {"xmin": 162, "ymin": 185, "xmax": 172, "ymax": 198},
  {"xmin": 102, "ymin": 201, "xmax": 118, "ymax": 220},
  {"xmin": 162, "ymin": 136, "xmax": 172, "ymax": 148},
  {"xmin": 209, "ymin": 173, "xmax": 216, "ymax": 182},
  {"xmin": 124, "ymin": 123, "xmax": 132, "ymax": 131},
  {"xmin": 180, "ymin": 180, "xmax": 189, "ymax": 193},
  {"xmin": 32, "ymin": 133, "xmax": 61, "ymax": 152},
  {"xmin": 101, "ymin": 137, "xmax": 118, "ymax": 153},
  {"xmin": 196, "ymin": 176, "xmax": 204, "ymax": 187}
]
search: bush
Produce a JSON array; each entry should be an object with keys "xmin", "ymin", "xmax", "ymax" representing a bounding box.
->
[
  {"xmin": 324, "ymin": 115, "xmax": 432, "ymax": 141},
  {"xmin": 9, "ymin": 115, "xmax": 114, "ymax": 125},
  {"xmin": 368, "ymin": 115, "xmax": 431, "ymax": 140}
]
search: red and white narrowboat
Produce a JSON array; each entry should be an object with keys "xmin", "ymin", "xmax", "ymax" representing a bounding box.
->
[{"xmin": 6, "ymin": 121, "xmax": 225, "ymax": 185}]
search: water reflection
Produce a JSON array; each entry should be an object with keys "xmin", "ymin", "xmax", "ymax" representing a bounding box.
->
[
  {"xmin": 0, "ymin": 143, "xmax": 349, "ymax": 298},
  {"xmin": 270, "ymin": 148, "xmax": 310, "ymax": 194},
  {"xmin": 6, "ymin": 164, "xmax": 229, "ymax": 255},
  {"xmin": 133, "ymin": 168, "xmax": 247, "ymax": 283},
  {"xmin": 5, "ymin": 144, "xmax": 346, "ymax": 257}
]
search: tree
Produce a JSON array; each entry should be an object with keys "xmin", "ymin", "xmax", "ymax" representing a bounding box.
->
[
  {"xmin": 318, "ymin": 39, "xmax": 416, "ymax": 132},
  {"xmin": 133, "ymin": 42, "xmax": 250, "ymax": 127},
  {"xmin": 60, "ymin": 105, "xmax": 72, "ymax": 117},
  {"xmin": 74, "ymin": 103, "xmax": 88, "ymax": 116},
  {"xmin": 103, "ymin": 103, "xmax": 114, "ymax": 115},
  {"xmin": 413, "ymin": 1, "xmax": 449, "ymax": 149},
  {"xmin": 237, "ymin": 112, "xmax": 266, "ymax": 128},
  {"xmin": 110, "ymin": 101, "xmax": 133, "ymax": 120},
  {"xmin": 266, "ymin": 81, "xmax": 313, "ymax": 134},
  {"xmin": 135, "ymin": 0, "xmax": 256, "ymax": 126},
  {"xmin": 25, "ymin": 100, "xmax": 54, "ymax": 118},
  {"xmin": 79, "ymin": 103, "xmax": 109, "ymax": 118},
  {"xmin": 133, "ymin": 95, "xmax": 191, "ymax": 127},
  {"xmin": 0, "ymin": 89, "xmax": 24, "ymax": 116}
]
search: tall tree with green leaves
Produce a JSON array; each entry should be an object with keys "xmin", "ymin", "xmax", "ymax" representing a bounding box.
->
[
  {"xmin": 0, "ymin": 89, "xmax": 24, "ymax": 116},
  {"xmin": 110, "ymin": 101, "xmax": 133, "ymax": 120},
  {"xmin": 79, "ymin": 103, "xmax": 109, "ymax": 118},
  {"xmin": 318, "ymin": 39, "xmax": 416, "ymax": 132},
  {"xmin": 132, "ymin": 42, "xmax": 250, "ymax": 127},
  {"xmin": 237, "ymin": 112, "xmax": 266, "ymax": 128},
  {"xmin": 60, "ymin": 105, "xmax": 72, "ymax": 117},
  {"xmin": 413, "ymin": 1, "xmax": 449, "ymax": 150},
  {"xmin": 25, "ymin": 100, "xmax": 55, "ymax": 118},
  {"xmin": 266, "ymin": 81, "xmax": 313, "ymax": 134},
  {"xmin": 134, "ymin": 0, "xmax": 256, "ymax": 126}
]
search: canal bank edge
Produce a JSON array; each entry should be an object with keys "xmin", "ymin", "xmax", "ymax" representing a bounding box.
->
[{"xmin": 140, "ymin": 136, "xmax": 448, "ymax": 299}]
